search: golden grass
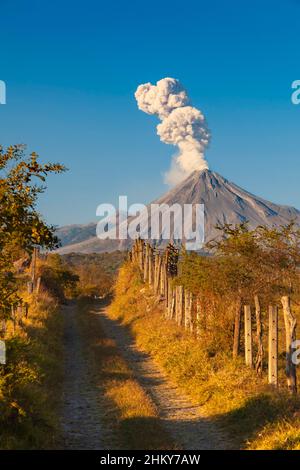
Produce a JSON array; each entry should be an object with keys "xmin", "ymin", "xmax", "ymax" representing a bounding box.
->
[
  {"xmin": 0, "ymin": 290, "xmax": 63, "ymax": 449},
  {"xmin": 248, "ymin": 419, "xmax": 300, "ymax": 450},
  {"xmin": 78, "ymin": 299, "xmax": 176, "ymax": 450},
  {"xmin": 108, "ymin": 261, "xmax": 300, "ymax": 450}
]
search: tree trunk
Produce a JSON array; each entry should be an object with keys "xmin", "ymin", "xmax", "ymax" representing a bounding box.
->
[
  {"xmin": 254, "ymin": 294, "xmax": 264, "ymax": 376},
  {"xmin": 281, "ymin": 295, "xmax": 297, "ymax": 394}
]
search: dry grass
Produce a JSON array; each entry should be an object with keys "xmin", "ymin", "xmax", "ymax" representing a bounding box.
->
[
  {"xmin": 78, "ymin": 299, "xmax": 176, "ymax": 450},
  {"xmin": 108, "ymin": 261, "xmax": 300, "ymax": 450},
  {"xmin": 248, "ymin": 419, "xmax": 300, "ymax": 450},
  {"xmin": 0, "ymin": 289, "xmax": 63, "ymax": 449}
]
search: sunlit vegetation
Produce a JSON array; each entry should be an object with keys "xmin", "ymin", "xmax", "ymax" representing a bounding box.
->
[
  {"xmin": 0, "ymin": 290, "xmax": 64, "ymax": 449},
  {"xmin": 37, "ymin": 254, "xmax": 79, "ymax": 301},
  {"xmin": 1, "ymin": 143, "xmax": 300, "ymax": 450},
  {"xmin": 0, "ymin": 144, "xmax": 65, "ymax": 313},
  {"xmin": 108, "ymin": 221, "xmax": 300, "ymax": 449},
  {"xmin": 0, "ymin": 145, "xmax": 66, "ymax": 448},
  {"xmin": 178, "ymin": 222, "xmax": 300, "ymax": 361},
  {"xmin": 62, "ymin": 252, "xmax": 126, "ymax": 298}
]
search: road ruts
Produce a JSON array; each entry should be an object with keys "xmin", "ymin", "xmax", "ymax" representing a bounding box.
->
[
  {"xmin": 95, "ymin": 304, "xmax": 234, "ymax": 451},
  {"xmin": 61, "ymin": 303, "xmax": 112, "ymax": 450}
]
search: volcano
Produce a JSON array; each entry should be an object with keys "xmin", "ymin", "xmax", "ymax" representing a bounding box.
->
[{"xmin": 56, "ymin": 169, "xmax": 300, "ymax": 254}]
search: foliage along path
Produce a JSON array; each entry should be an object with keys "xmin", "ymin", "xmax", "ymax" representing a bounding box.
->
[{"xmin": 60, "ymin": 301, "xmax": 233, "ymax": 450}]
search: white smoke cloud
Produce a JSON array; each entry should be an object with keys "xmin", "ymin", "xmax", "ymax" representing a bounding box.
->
[
  {"xmin": 135, "ymin": 77, "xmax": 210, "ymax": 186},
  {"xmin": 135, "ymin": 77, "xmax": 189, "ymax": 120}
]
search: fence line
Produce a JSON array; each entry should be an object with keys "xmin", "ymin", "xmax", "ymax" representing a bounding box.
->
[
  {"xmin": 129, "ymin": 238, "xmax": 298, "ymax": 394},
  {"xmin": 1, "ymin": 248, "xmax": 42, "ymax": 337}
]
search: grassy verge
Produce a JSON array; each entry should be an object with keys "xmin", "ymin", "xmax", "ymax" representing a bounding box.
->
[
  {"xmin": 0, "ymin": 291, "xmax": 63, "ymax": 449},
  {"xmin": 77, "ymin": 299, "xmax": 176, "ymax": 450},
  {"xmin": 108, "ymin": 261, "xmax": 300, "ymax": 450}
]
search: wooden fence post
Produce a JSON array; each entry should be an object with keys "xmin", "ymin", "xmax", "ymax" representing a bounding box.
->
[
  {"xmin": 27, "ymin": 281, "xmax": 33, "ymax": 294},
  {"xmin": 170, "ymin": 285, "xmax": 176, "ymax": 320},
  {"xmin": 153, "ymin": 253, "xmax": 158, "ymax": 290},
  {"xmin": 189, "ymin": 294, "xmax": 194, "ymax": 333},
  {"xmin": 134, "ymin": 240, "xmax": 137, "ymax": 264},
  {"xmin": 144, "ymin": 244, "xmax": 149, "ymax": 282},
  {"xmin": 244, "ymin": 305, "xmax": 253, "ymax": 367},
  {"xmin": 167, "ymin": 278, "xmax": 172, "ymax": 317},
  {"xmin": 160, "ymin": 256, "xmax": 168, "ymax": 304},
  {"xmin": 138, "ymin": 239, "xmax": 144, "ymax": 271},
  {"xmin": 131, "ymin": 241, "xmax": 135, "ymax": 262},
  {"xmin": 281, "ymin": 296, "xmax": 297, "ymax": 394},
  {"xmin": 175, "ymin": 286, "xmax": 179, "ymax": 322},
  {"xmin": 163, "ymin": 258, "xmax": 168, "ymax": 300},
  {"xmin": 1, "ymin": 319, "xmax": 6, "ymax": 337},
  {"xmin": 176, "ymin": 286, "xmax": 184, "ymax": 326},
  {"xmin": 36, "ymin": 276, "xmax": 41, "ymax": 294},
  {"xmin": 133, "ymin": 240, "xmax": 138, "ymax": 263},
  {"xmin": 17, "ymin": 305, "xmax": 23, "ymax": 327},
  {"xmin": 169, "ymin": 287, "xmax": 177, "ymax": 321},
  {"xmin": 196, "ymin": 296, "xmax": 201, "ymax": 338},
  {"xmin": 184, "ymin": 290, "xmax": 193, "ymax": 331},
  {"xmin": 11, "ymin": 306, "xmax": 16, "ymax": 334},
  {"xmin": 148, "ymin": 247, "xmax": 153, "ymax": 286},
  {"xmin": 31, "ymin": 247, "xmax": 37, "ymax": 288},
  {"xmin": 160, "ymin": 259, "xmax": 165, "ymax": 297},
  {"xmin": 233, "ymin": 298, "xmax": 242, "ymax": 358},
  {"xmin": 268, "ymin": 305, "xmax": 278, "ymax": 387},
  {"xmin": 154, "ymin": 254, "xmax": 162, "ymax": 295},
  {"xmin": 254, "ymin": 295, "xmax": 264, "ymax": 375}
]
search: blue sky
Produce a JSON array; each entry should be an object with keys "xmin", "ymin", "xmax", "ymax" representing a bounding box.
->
[{"xmin": 0, "ymin": 0, "xmax": 299, "ymax": 226}]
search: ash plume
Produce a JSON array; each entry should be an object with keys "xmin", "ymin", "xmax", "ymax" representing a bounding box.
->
[{"xmin": 135, "ymin": 77, "xmax": 210, "ymax": 185}]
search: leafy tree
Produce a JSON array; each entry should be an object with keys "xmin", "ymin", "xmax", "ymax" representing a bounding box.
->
[
  {"xmin": 178, "ymin": 221, "xmax": 300, "ymax": 358},
  {"xmin": 208, "ymin": 221, "xmax": 300, "ymax": 301},
  {"xmin": 38, "ymin": 254, "xmax": 79, "ymax": 300},
  {"xmin": 62, "ymin": 252, "xmax": 126, "ymax": 298},
  {"xmin": 0, "ymin": 144, "xmax": 66, "ymax": 316}
]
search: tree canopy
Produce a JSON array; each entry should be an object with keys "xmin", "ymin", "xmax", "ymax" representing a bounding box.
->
[{"xmin": 0, "ymin": 144, "xmax": 66, "ymax": 315}]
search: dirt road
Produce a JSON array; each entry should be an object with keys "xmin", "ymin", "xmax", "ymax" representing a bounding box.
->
[
  {"xmin": 61, "ymin": 301, "xmax": 232, "ymax": 450},
  {"xmin": 95, "ymin": 304, "xmax": 232, "ymax": 450},
  {"xmin": 61, "ymin": 303, "xmax": 113, "ymax": 449}
]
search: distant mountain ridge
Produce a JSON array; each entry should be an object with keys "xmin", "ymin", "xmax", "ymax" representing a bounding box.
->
[
  {"xmin": 55, "ymin": 222, "xmax": 96, "ymax": 246},
  {"xmin": 55, "ymin": 169, "xmax": 300, "ymax": 254}
]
